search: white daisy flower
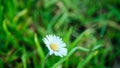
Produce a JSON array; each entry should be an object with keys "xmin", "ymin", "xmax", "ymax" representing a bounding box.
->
[{"xmin": 43, "ymin": 34, "xmax": 67, "ymax": 57}]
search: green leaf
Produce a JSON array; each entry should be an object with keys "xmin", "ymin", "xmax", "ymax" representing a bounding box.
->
[{"xmin": 34, "ymin": 34, "xmax": 45, "ymax": 62}]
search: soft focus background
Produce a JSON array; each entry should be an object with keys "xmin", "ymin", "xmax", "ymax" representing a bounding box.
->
[{"xmin": 1, "ymin": 0, "xmax": 120, "ymax": 68}]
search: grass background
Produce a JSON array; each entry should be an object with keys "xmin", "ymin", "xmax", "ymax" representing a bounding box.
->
[{"xmin": 1, "ymin": 0, "xmax": 120, "ymax": 68}]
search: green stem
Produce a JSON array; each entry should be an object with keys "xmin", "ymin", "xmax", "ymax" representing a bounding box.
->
[{"xmin": 42, "ymin": 52, "xmax": 50, "ymax": 68}]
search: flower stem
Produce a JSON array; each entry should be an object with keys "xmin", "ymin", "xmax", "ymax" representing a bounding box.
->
[{"xmin": 42, "ymin": 52, "xmax": 50, "ymax": 68}]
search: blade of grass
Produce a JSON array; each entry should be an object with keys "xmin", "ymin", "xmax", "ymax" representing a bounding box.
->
[
  {"xmin": 63, "ymin": 27, "xmax": 73, "ymax": 43},
  {"xmin": 32, "ymin": 53, "xmax": 38, "ymax": 68},
  {"xmin": 0, "ymin": 2, "xmax": 3, "ymax": 24},
  {"xmin": 91, "ymin": 44, "xmax": 102, "ymax": 51},
  {"xmin": 13, "ymin": 9, "xmax": 28, "ymax": 22},
  {"xmin": 34, "ymin": 34, "xmax": 45, "ymax": 62},
  {"xmin": 44, "ymin": 0, "xmax": 58, "ymax": 8},
  {"xmin": 3, "ymin": 20, "xmax": 11, "ymax": 35},
  {"xmin": 3, "ymin": 19, "xmax": 19, "ymax": 48},
  {"xmin": 100, "ymin": 22, "xmax": 107, "ymax": 37},
  {"xmin": 51, "ymin": 46, "xmax": 89, "ymax": 68},
  {"xmin": 0, "ymin": 59, "xmax": 3, "ymax": 68},
  {"xmin": 77, "ymin": 52, "xmax": 97, "ymax": 68},
  {"xmin": 69, "ymin": 29, "xmax": 92, "ymax": 50},
  {"xmin": 47, "ymin": 12, "xmax": 61, "ymax": 33},
  {"xmin": 21, "ymin": 48, "xmax": 27, "ymax": 68},
  {"xmin": 55, "ymin": 13, "xmax": 68, "ymax": 30}
]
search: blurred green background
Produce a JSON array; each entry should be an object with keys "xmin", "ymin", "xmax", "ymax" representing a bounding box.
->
[{"xmin": 1, "ymin": 0, "xmax": 120, "ymax": 68}]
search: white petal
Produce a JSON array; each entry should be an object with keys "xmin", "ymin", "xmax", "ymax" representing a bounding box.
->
[
  {"xmin": 43, "ymin": 38, "xmax": 49, "ymax": 45},
  {"xmin": 47, "ymin": 45, "xmax": 52, "ymax": 51},
  {"xmin": 59, "ymin": 48, "xmax": 67, "ymax": 56},
  {"xmin": 54, "ymin": 51, "xmax": 59, "ymax": 56},
  {"xmin": 54, "ymin": 51, "xmax": 63, "ymax": 57},
  {"xmin": 49, "ymin": 50, "xmax": 53, "ymax": 55},
  {"xmin": 46, "ymin": 35, "xmax": 53, "ymax": 43},
  {"xmin": 58, "ymin": 43, "xmax": 66, "ymax": 48},
  {"xmin": 57, "ymin": 53, "xmax": 63, "ymax": 57}
]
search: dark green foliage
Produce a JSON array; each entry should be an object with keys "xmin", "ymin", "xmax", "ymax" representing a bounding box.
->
[{"xmin": 1, "ymin": 0, "xmax": 120, "ymax": 68}]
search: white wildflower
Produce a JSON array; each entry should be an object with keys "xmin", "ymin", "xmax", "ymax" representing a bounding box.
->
[{"xmin": 43, "ymin": 34, "xmax": 67, "ymax": 57}]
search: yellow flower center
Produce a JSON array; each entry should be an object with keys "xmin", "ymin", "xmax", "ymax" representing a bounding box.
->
[{"xmin": 50, "ymin": 43, "xmax": 58, "ymax": 51}]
